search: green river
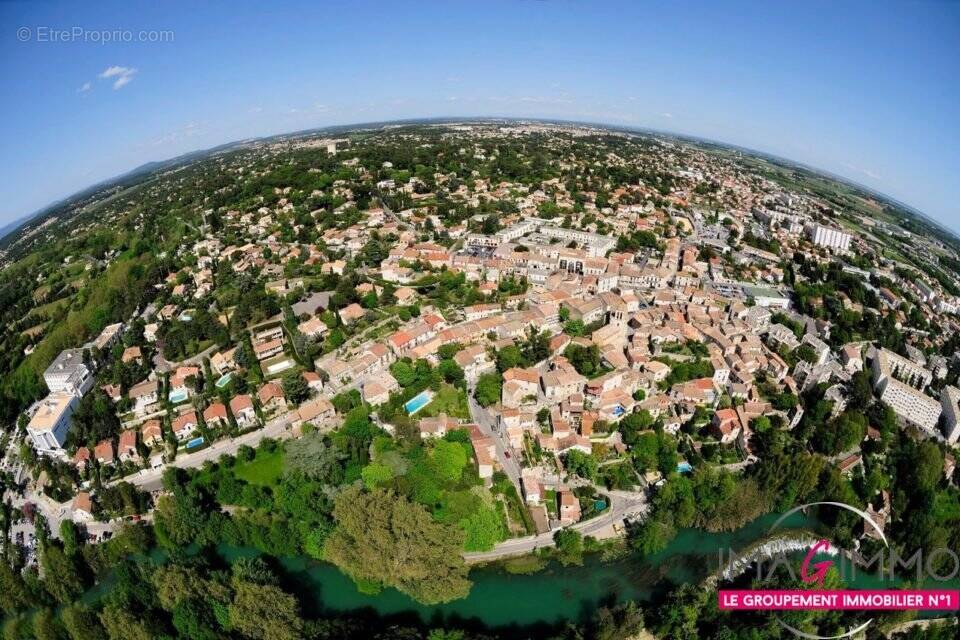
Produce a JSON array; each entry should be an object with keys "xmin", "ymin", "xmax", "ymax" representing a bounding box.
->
[
  {"xmin": 84, "ymin": 510, "xmax": 958, "ymax": 632},
  {"xmin": 222, "ymin": 511, "xmax": 815, "ymax": 627}
]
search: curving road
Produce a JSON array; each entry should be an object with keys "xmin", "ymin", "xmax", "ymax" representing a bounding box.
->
[{"xmin": 464, "ymin": 488, "xmax": 648, "ymax": 562}]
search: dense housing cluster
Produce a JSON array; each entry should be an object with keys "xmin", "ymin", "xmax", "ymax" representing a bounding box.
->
[{"xmin": 0, "ymin": 121, "xmax": 959, "ymax": 639}]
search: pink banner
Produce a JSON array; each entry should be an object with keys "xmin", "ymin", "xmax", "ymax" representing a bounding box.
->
[{"xmin": 719, "ymin": 589, "xmax": 960, "ymax": 611}]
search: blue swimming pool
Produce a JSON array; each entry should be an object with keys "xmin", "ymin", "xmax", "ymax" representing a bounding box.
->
[
  {"xmin": 404, "ymin": 390, "xmax": 433, "ymax": 415},
  {"xmin": 215, "ymin": 373, "xmax": 232, "ymax": 389},
  {"xmin": 612, "ymin": 405, "xmax": 625, "ymax": 417},
  {"xmin": 677, "ymin": 461, "xmax": 693, "ymax": 474},
  {"xmin": 169, "ymin": 388, "xmax": 189, "ymax": 403},
  {"xmin": 186, "ymin": 436, "xmax": 204, "ymax": 449}
]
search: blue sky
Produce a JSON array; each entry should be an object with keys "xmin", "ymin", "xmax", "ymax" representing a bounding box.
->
[{"xmin": 1, "ymin": 1, "xmax": 958, "ymax": 230}]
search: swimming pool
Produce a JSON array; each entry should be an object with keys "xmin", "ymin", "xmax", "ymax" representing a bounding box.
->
[
  {"xmin": 186, "ymin": 437, "xmax": 204, "ymax": 449},
  {"xmin": 404, "ymin": 390, "xmax": 433, "ymax": 415},
  {"xmin": 215, "ymin": 373, "xmax": 232, "ymax": 389},
  {"xmin": 677, "ymin": 461, "xmax": 693, "ymax": 474},
  {"xmin": 266, "ymin": 359, "xmax": 294, "ymax": 374},
  {"xmin": 612, "ymin": 405, "xmax": 625, "ymax": 417},
  {"xmin": 169, "ymin": 388, "xmax": 189, "ymax": 403}
]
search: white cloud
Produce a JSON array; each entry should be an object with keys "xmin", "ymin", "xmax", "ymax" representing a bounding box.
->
[
  {"xmin": 78, "ymin": 82, "xmax": 92, "ymax": 93},
  {"xmin": 99, "ymin": 65, "xmax": 137, "ymax": 89},
  {"xmin": 842, "ymin": 162, "xmax": 881, "ymax": 181},
  {"xmin": 661, "ymin": 112, "xmax": 674, "ymax": 119}
]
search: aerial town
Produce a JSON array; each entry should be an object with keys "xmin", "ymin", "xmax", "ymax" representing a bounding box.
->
[{"xmin": 1, "ymin": 121, "xmax": 958, "ymax": 638}]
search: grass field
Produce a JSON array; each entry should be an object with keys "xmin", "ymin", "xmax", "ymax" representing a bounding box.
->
[
  {"xmin": 420, "ymin": 383, "xmax": 470, "ymax": 419},
  {"xmin": 233, "ymin": 449, "xmax": 284, "ymax": 486}
]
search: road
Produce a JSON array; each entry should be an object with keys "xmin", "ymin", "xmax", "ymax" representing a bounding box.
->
[
  {"xmin": 467, "ymin": 389, "xmax": 523, "ymax": 499},
  {"xmin": 110, "ymin": 410, "xmax": 298, "ymax": 492},
  {"xmin": 464, "ymin": 488, "xmax": 648, "ymax": 562}
]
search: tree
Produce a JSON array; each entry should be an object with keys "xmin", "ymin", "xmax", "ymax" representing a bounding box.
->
[
  {"xmin": 59, "ymin": 520, "xmax": 81, "ymax": 557},
  {"xmin": 228, "ymin": 582, "xmax": 304, "ymax": 640},
  {"xmin": 99, "ymin": 604, "xmax": 153, "ymax": 640},
  {"xmin": 563, "ymin": 319, "xmax": 586, "ymax": 336},
  {"xmin": 325, "ymin": 487, "xmax": 471, "ymax": 604},
  {"xmin": 474, "ymin": 373, "xmax": 502, "ymax": 407},
  {"xmin": 564, "ymin": 450, "xmax": 598, "ymax": 482},
  {"xmin": 172, "ymin": 598, "xmax": 221, "ymax": 640},
  {"xmin": 460, "ymin": 505, "xmax": 506, "ymax": 552},
  {"xmin": 594, "ymin": 602, "xmax": 645, "ymax": 640},
  {"xmin": 796, "ymin": 344, "xmax": 818, "ymax": 364},
  {"xmin": 564, "ymin": 343, "xmax": 601, "ymax": 376},
  {"xmin": 494, "ymin": 345, "xmax": 523, "ymax": 372},
  {"xmin": 280, "ymin": 371, "xmax": 309, "ymax": 404},
  {"xmin": 0, "ymin": 562, "xmax": 30, "ymax": 615},
  {"xmin": 554, "ymin": 528, "xmax": 584, "ymax": 566},
  {"xmin": 61, "ymin": 604, "xmax": 105, "ymax": 640},
  {"xmin": 390, "ymin": 361, "xmax": 417, "ymax": 387},
  {"xmin": 618, "ymin": 410, "xmax": 653, "ymax": 446},
  {"xmin": 283, "ymin": 432, "xmax": 346, "ymax": 483},
  {"xmin": 432, "ymin": 440, "xmax": 468, "ymax": 482},
  {"xmin": 361, "ymin": 462, "xmax": 394, "ymax": 488},
  {"xmin": 437, "ymin": 359, "xmax": 465, "ymax": 386},
  {"xmin": 40, "ymin": 545, "xmax": 85, "ymax": 603},
  {"xmin": 813, "ymin": 410, "xmax": 867, "ymax": 456},
  {"xmin": 31, "ymin": 608, "xmax": 64, "ymax": 640}
]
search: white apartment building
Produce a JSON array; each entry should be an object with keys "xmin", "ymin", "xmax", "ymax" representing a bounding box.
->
[
  {"xmin": 941, "ymin": 386, "xmax": 960, "ymax": 444},
  {"xmin": 805, "ymin": 223, "xmax": 852, "ymax": 252},
  {"xmin": 538, "ymin": 225, "xmax": 616, "ymax": 257},
  {"xmin": 27, "ymin": 393, "xmax": 78, "ymax": 453},
  {"xmin": 871, "ymin": 348, "xmax": 941, "ymax": 436},
  {"xmin": 43, "ymin": 348, "xmax": 94, "ymax": 397},
  {"xmin": 743, "ymin": 284, "xmax": 791, "ymax": 309}
]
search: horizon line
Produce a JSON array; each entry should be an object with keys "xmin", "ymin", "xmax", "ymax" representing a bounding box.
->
[{"xmin": 3, "ymin": 115, "xmax": 955, "ymax": 243}]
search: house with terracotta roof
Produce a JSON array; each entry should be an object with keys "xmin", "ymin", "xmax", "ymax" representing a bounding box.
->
[
  {"xmin": 169, "ymin": 366, "xmax": 200, "ymax": 396},
  {"xmin": 101, "ymin": 384, "xmax": 122, "ymax": 403},
  {"xmin": 128, "ymin": 379, "xmax": 159, "ymax": 415},
  {"xmin": 394, "ymin": 287, "xmax": 417, "ymax": 306},
  {"xmin": 302, "ymin": 371, "xmax": 323, "ymax": 394},
  {"xmin": 472, "ymin": 434, "xmax": 496, "ymax": 481},
  {"xmin": 230, "ymin": 394, "xmax": 257, "ymax": 427},
  {"xmin": 711, "ymin": 408, "xmax": 742, "ymax": 444},
  {"xmin": 210, "ymin": 348, "xmax": 237, "ymax": 374},
  {"xmin": 558, "ymin": 489, "xmax": 582, "ymax": 525},
  {"xmin": 338, "ymin": 303, "xmax": 366, "ymax": 325},
  {"xmin": 172, "ymin": 411, "xmax": 198, "ymax": 441},
  {"xmin": 297, "ymin": 317, "xmax": 328, "ymax": 339},
  {"xmin": 541, "ymin": 359, "xmax": 586, "ymax": 402},
  {"xmin": 94, "ymin": 439, "xmax": 115, "ymax": 465},
  {"xmin": 72, "ymin": 491, "xmax": 94, "ymax": 523},
  {"xmin": 203, "ymin": 402, "xmax": 229, "ymax": 429},
  {"xmin": 838, "ymin": 454, "xmax": 863, "ymax": 476},
  {"xmin": 73, "ymin": 446, "xmax": 90, "ymax": 471},
  {"xmin": 453, "ymin": 344, "xmax": 493, "ymax": 382},
  {"xmin": 254, "ymin": 338, "xmax": 284, "ymax": 361},
  {"xmin": 118, "ymin": 430, "xmax": 139, "ymax": 462},
  {"xmin": 121, "ymin": 346, "xmax": 143, "ymax": 364},
  {"xmin": 141, "ymin": 419, "xmax": 163, "ymax": 447},
  {"xmin": 521, "ymin": 469, "xmax": 543, "ymax": 504},
  {"xmin": 419, "ymin": 413, "xmax": 459, "ymax": 439},
  {"xmin": 257, "ymin": 383, "xmax": 286, "ymax": 413},
  {"xmin": 501, "ymin": 367, "xmax": 540, "ymax": 408},
  {"xmin": 295, "ymin": 397, "xmax": 335, "ymax": 427}
]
